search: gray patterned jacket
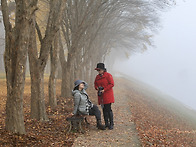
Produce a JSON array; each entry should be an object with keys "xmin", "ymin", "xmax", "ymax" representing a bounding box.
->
[{"xmin": 72, "ymin": 82, "xmax": 93, "ymax": 115}]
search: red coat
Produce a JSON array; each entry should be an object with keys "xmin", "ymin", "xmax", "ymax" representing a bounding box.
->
[{"xmin": 94, "ymin": 72, "xmax": 114, "ymax": 105}]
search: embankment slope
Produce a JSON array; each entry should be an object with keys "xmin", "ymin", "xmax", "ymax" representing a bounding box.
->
[{"xmin": 116, "ymin": 76, "xmax": 196, "ymax": 146}]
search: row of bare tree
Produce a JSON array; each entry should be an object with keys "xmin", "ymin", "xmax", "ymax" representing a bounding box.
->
[{"xmin": 0, "ymin": 0, "xmax": 175, "ymax": 134}]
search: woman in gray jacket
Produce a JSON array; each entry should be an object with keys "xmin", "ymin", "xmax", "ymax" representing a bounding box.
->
[{"xmin": 71, "ymin": 80, "xmax": 105, "ymax": 130}]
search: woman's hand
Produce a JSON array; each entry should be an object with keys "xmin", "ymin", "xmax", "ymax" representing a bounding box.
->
[
  {"xmin": 69, "ymin": 113, "xmax": 74, "ymax": 117},
  {"xmin": 101, "ymin": 89, "xmax": 104, "ymax": 93}
]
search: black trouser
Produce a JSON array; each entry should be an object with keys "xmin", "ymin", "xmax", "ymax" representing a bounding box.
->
[
  {"xmin": 103, "ymin": 103, "xmax": 112, "ymax": 113},
  {"xmin": 89, "ymin": 105, "xmax": 101, "ymax": 120},
  {"xmin": 103, "ymin": 103, "xmax": 113, "ymax": 128}
]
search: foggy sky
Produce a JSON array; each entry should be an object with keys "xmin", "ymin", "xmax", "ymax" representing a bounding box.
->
[{"xmin": 114, "ymin": 0, "xmax": 196, "ymax": 110}]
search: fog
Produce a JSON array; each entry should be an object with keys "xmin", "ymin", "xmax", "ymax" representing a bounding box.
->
[{"xmin": 114, "ymin": 0, "xmax": 196, "ymax": 110}]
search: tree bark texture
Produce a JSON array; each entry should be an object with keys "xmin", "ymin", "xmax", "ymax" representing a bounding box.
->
[
  {"xmin": 48, "ymin": 34, "xmax": 59, "ymax": 108},
  {"xmin": 61, "ymin": 55, "xmax": 72, "ymax": 98},
  {"xmin": 28, "ymin": 0, "xmax": 66, "ymax": 120},
  {"xmin": 28, "ymin": 16, "xmax": 48, "ymax": 121},
  {"xmin": 59, "ymin": 35, "xmax": 72, "ymax": 98},
  {"xmin": 1, "ymin": 0, "xmax": 38, "ymax": 134}
]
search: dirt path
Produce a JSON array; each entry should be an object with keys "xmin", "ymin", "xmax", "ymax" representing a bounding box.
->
[{"xmin": 72, "ymin": 80, "xmax": 141, "ymax": 147}]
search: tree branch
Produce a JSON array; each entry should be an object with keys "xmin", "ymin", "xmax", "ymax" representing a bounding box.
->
[
  {"xmin": 35, "ymin": 21, "xmax": 43, "ymax": 42},
  {"xmin": 1, "ymin": 0, "xmax": 12, "ymax": 32}
]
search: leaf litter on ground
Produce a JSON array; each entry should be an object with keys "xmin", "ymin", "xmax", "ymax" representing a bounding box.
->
[{"xmin": 0, "ymin": 78, "xmax": 196, "ymax": 146}]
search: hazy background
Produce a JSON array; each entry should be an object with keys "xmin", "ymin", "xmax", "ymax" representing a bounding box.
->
[{"xmin": 114, "ymin": 0, "xmax": 196, "ymax": 110}]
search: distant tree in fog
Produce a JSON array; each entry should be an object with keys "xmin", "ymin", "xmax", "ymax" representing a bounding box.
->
[
  {"xmin": 59, "ymin": 0, "xmax": 175, "ymax": 96},
  {"xmin": 59, "ymin": 0, "xmax": 120, "ymax": 97},
  {"xmin": 105, "ymin": 0, "xmax": 175, "ymax": 67}
]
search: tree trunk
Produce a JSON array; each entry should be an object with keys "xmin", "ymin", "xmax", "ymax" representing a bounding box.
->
[
  {"xmin": 28, "ymin": 16, "xmax": 48, "ymax": 121},
  {"xmin": 59, "ymin": 36, "xmax": 73, "ymax": 98},
  {"xmin": 30, "ymin": 69, "xmax": 48, "ymax": 121},
  {"xmin": 29, "ymin": 56, "xmax": 48, "ymax": 121},
  {"xmin": 4, "ymin": 37, "xmax": 27, "ymax": 134},
  {"xmin": 61, "ymin": 58, "xmax": 72, "ymax": 97},
  {"xmin": 48, "ymin": 34, "xmax": 59, "ymax": 108},
  {"xmin": 56, "ymin": 60, "xmax": 62, "ymax": 79},
  {"xmin": 28, "ymin": 0, "xmax": 66, "ymax": 120},
  {"xmin": 1, "ymin": 0, "xmax": 38, "ymax": 134}
]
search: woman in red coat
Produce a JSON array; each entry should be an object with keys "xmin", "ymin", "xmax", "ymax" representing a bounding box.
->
[{"xmin": 94, "ymin": 63, "xmax": 115, "ymax": 130}]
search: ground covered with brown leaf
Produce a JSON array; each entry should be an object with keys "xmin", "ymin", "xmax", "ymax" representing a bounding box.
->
[
  {"xmin": 119, "ymin": 77, "xmax": 196, "ymax": 146},
  {"xmin": 1, "ymin": 77, "xmax": 196, "ymax": 146},
  {"xmin": 0, "ymin": 78, "xmax": 78, "ymax": 146}
]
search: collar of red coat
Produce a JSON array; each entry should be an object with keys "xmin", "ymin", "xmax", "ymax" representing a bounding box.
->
[{"xmin": 97, "ymin": 71, "xmax": 107, "ymax": 79}]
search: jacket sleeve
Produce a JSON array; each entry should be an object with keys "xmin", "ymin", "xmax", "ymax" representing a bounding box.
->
[
  {"xmin": 94, "ymin": 77, "xmax": 98, "ymax": 90},
  {"xmin": 73, "ymin": 93, "xmax": 81, "ymax": 115},
  {"xmin": 104, "ymin": 73, "xmax": 114, "ymax": 92}
]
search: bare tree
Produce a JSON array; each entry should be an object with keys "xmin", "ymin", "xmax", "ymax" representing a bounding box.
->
[
  {"xmin": 58, "ymin": 0, "xmax": 175, "ymax": 97},
  {"xmin": 28, "ymin": 0, "xmax": 66, "ymax": 120},
  {"xmin": 1, "ymin": 0, "xmax": 38, "ymax": 134},
  {"xmin": 48, "ymin": 31, "xmax": 59, "ymax": 108},
  {"xmin": 59, "ymin": 0, "xmax": 118, "ymax": 97}
]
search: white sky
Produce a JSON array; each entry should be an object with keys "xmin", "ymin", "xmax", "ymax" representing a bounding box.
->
[{"xmin": 115, "ymin": 0, "xmax": 196, "ymax": 110}]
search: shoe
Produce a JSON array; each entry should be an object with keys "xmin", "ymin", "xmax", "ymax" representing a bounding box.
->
[{"xmin": 97, "ymin": 120, "xmax": 106, "ymax": 130}]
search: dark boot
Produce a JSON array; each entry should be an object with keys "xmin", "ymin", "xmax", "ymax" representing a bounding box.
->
[
  {"xmin": 97, "ymin": 120, "xmax": 106, "ymax": 130},
  {"xmin": 103, "ymin": 111, "xmax": 109, "ymax": 128},
  {"xmin": 108, "ymin": 111, "xmax": 114, "ymax": 130}
]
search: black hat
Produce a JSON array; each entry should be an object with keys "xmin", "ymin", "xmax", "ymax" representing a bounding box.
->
[{"xmin": 95, "ymin": 63, "xmax": 106, "ymax": 71}]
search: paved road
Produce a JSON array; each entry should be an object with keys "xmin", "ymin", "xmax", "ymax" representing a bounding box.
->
[{"xmin": 72, "ymin": 79, "xmax": 141, "ymax": 147}]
